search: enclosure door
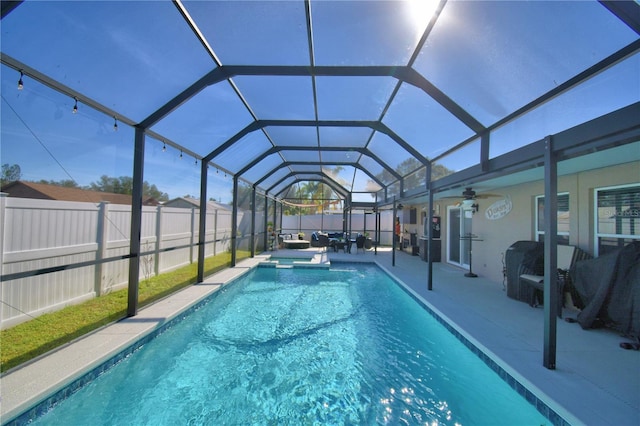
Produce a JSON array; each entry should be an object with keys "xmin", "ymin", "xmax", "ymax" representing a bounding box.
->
[{"xmin": 447, "ymin": 206, "xmax": 472, "ymax": 267}]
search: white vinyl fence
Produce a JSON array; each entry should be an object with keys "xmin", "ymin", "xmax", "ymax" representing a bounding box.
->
[{"xmin": 0, "ymin": 195, "xmax": 260, "ymax": 329}]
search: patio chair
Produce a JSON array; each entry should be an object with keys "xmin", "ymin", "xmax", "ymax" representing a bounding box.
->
[
  {"xmin": 318, "ymin": 233, "xmax": 331, "ymax": 252},
  {"xmin": 355, "ymin": 235, "xmax": 366, "ymax": 254},
  {"xmin": 519, "ymin": 245, "xmax": 590, "ymax": 317}
]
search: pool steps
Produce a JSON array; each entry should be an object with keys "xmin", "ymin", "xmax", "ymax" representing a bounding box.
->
[{"xmin": 258, "ymin": 253, "xmax": 330, "ymax": 269}]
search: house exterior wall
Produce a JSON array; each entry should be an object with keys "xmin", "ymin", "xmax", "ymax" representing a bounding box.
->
[{"xmin": 412, "ymin": 161, "xmax": 639, "ymax": 284}]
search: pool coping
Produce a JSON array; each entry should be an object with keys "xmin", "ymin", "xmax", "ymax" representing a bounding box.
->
[
  {"xmin": 2, "ymin": 255, "xmax": 571, "ymax": 425},
  {"xmin": 258, "ymin": 252, "xmax": 330, "ymax": 269}
]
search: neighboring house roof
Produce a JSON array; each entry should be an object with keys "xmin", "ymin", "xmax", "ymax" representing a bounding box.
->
[
  {"xmin": 0, "ymin": 181, "xmax": 160, "ymax": 206},
  {"xmin": 165, "ymin": 196, "xmax": 232, "ymax": 211}
]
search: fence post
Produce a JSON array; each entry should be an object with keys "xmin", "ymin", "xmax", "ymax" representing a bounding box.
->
[
  {"xmin": 213, "ymin": 209, "xmax": 218, "ymax": 256},
  {"xmin": 155, "ymin": 205, "xmax": 163, "ymax": 276},
  {"xmin": 0, "ymin": 193, "xmax": 6, "ymax": 287},
  {"xmin": 94, "ymin": 202, "xmax": 109, "ymax": 296},
  {"xmin": 190, "ymin": 207, "xmax": 196, "ymax": 263}
]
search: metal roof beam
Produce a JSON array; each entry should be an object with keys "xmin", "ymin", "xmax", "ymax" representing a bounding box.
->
[
  {"xmin": 488, "ymin": 40, "xmax": 640, "ymax": 133},
  {"xmin": 233, "ymin": 145, "xmax": 401, "ymax": 182},
  {"xmin": 1, "ymin": 0, "xmax": 23, "ymax": 19},
  {"xmin": 269, "ymin": 174, "xmax": 349, "ymax": 199},
  {"xmin": 599, "ymin": 1, "xmax": 640, "ymax": 35},
  {"xmin": 255, "ymin": 161, "xmax": 386, "ymax": 193},
  {"xmin": 432, "ymin": 101, "xmax": 640, "ymax": 194},
  {"xmin": 203, "ymin": 121, "xmax": 263, "ymax": 162},
  {"xmin": 140, "ymin": 67, "xmax": 228, "ymax": 129},
  {"xmin": 269, "ymin": 172, "xmax": 348, "ymax": 197},
  {"xmin": 208, "ymin": 119, "xmax": 419, "ymax": 177},
  {"xmin": 395, "ymin": 67, "xmax": 486, "ymax": 134}
]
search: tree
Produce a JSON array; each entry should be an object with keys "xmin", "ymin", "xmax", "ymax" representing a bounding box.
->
[
  {"xmin": 370, "ymin": 158, "xmax": 455, "ymax": 199},
  {"xmin": 1, "ymin": 163, "xmax": 21, "ymax": 185},
  {"xmin": 88, "ymin": 175, "xmax": 169, "ymax": 201},
  {"xmin": 36, "ymin": 179, "xmax": 81, "ymax": 188}
]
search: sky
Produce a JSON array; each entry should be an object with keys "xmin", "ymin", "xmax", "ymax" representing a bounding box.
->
[{"xmin": 1, "ymin": 0, "xmax": 638, "ymax": 203}]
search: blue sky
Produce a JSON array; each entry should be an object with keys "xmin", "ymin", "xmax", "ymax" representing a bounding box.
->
[{"xmin": 1, "ymin": 0, "xmax": 638, "ymax": 203}]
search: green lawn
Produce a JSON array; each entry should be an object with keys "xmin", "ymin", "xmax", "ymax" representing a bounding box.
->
[{"xmin": 0, "ymin": 251, "xmax": 249, "ymax": 373}]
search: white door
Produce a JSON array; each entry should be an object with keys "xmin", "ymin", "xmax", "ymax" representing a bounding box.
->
[{"xmin": 447, "ymin": 206, "xmax": 472, "ymax": 267}]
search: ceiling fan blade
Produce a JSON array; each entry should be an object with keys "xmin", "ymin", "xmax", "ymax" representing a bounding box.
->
[{"xmin": 474, "ymin": 193, "xmax": 502, "ymax": 199}]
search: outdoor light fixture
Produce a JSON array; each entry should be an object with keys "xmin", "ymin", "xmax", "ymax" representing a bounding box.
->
[
  {"xmin": 162, "ymin": 141, "xmax": 166, "ymax": 152},
  {"xmin": 72, "ymin": 97, "xmax": 78, "ymax": 114},
  {"xmin": 461, "ymin": 199, "xmax": 479, "ymax": 213},
  {"xmin": 194, "ymin": 158, "xmax": 198, "ymax": 166},
  {"xmin": 113, "ymin": 116, "xmax": 118, "ymax": 131},
  {"xmin": 461, "ymin": 199, "xmax": 474, "ymax": 208},
  {"xmin": 17, "ymin": 71, "xmax": 24, "ymax": 90},
  {"xmin": 179, "ymin": 149, "xmax": 183, "ymax": 159},
  {"xmin": 397, "ymin": 203, "xmax": 403, "ymax": 210}
]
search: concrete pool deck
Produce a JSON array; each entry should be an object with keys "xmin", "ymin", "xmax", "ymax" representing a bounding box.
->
[{"xmin": 1, "ymin": 248, "xmax": 638, "ymax": 425}]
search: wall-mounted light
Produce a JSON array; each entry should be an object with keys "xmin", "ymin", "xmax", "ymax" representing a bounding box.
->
[
  {"xmin": 72, "ymin": 97, "xmax": 78, "ymax": 114},
  {"xmin": 397, "ymin": 203, "xmax": 403, "ymax": 210},
  {"xmin": 17, "ymin": 71, "xmax": 24, "ymax": 90},
  {"xmin": 461, "ymin": 199, "xmax": 479, "ymax": 213},
  {"xmin": 461, "ymin": 199, "xmax": 474, "ymax": 209}
]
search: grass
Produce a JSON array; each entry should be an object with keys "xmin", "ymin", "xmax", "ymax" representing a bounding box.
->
[{"xmin": 0, "ymin": 251, "xmax": 248, "ymax": 373}]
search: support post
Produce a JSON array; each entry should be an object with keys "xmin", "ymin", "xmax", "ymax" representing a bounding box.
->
[
  {"xmin": 231, "ymin": 176, "xmax": 239, "ymax": 266},
  {"xmin": 374, "ymin": 193, "xmax": 378, "ymax": 255},
  {"xmin": 426, "ymin": 162, "xmax": 434, "ymax": 290},
  {"xmin": 263, "ymin": 194, "xmax": 269, "ymax": 252},
  {"xmin": 250, "ymin": 186, "xmax": 256, "ymax": 257},
  {"xmin": 392, "ymin": 197, "xmax": 397, "ymax": 267},
  {"xmin": 543, "ymin": 135, "xmax": 558, "ymax": 369},
  {"xmin": 197, "ymin": 160, "xmax": 208, "ymax": 282},
  {"xmin": 480, "ymin": 132, "xmax": 490, "ymax": 172},
  {"xmin": 428, "ymin": 187, "xmax": 434, "ymax": 291},
  {"xmin": 127, "ymin": 127, "xmax": 145, "ymax": 317}
]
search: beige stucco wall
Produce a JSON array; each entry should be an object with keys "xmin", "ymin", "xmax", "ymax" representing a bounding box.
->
[{"xmin": 408, "ymin": 160, "xmax": 639, "ymax": 284}]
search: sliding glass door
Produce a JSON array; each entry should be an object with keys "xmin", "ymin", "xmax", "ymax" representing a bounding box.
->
[{"xmin": 447, "ymin": 206, "xmax": 472, "ymax": 267}]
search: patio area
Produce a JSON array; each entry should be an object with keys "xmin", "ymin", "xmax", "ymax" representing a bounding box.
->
[{"xmin": 2, "ymin": 247, "xmax": 638, "ymax": 425}]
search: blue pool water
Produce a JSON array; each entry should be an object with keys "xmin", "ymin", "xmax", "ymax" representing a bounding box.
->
[{"xmin": 30, "ymin": 265, "xmax": 550, "ymax": 425}]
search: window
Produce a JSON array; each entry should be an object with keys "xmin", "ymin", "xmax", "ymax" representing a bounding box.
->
[
  {"xmin": 535, "ymin": 193, "xmax": 570, "ymax": 245},
  {"xmin": 409, "ymin": 207, "xmax": 417, "ymax": 224},
  {"xmin": 595, "ymin": 184, "xmax": 640, "ymax": 256}
]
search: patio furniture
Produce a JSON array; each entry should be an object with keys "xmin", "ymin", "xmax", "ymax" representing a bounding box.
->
[
  {"xmin": 505, "ymin": 241, "xmax": 543, "ymax": 301},
  {"xmin": 317, "ymin": 233, "xmax": 331, "ymax": 252},
  {"xmin": 519, "ymin": 244, "xmax": 591, "ymax": 317},
  {"xmin": 282, "ymin": 240, "xmax": 310, "ymax": 249},
  {"xmin": 355, "ymin": 235, "xmax": 366, "ymax": 254},
  {"xmin": 572, "ymin": 241, "xmax": 640, "ymax": 337},
  {"xmin": 333, "ymin": 240, "xmax": 347, "ymax": 253}
]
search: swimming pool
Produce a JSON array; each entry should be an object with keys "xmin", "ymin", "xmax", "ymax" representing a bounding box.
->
[{"xmin": 22, "ymin": 264, "xmax": 552, "ymax": 425}]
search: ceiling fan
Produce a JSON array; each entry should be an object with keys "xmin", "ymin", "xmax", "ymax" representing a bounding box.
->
[
  {"xmin": 443, "ymin": 187, "xmax": 502, "ymax": 211},
  {"xmin": 443, "ymin": 187, "xmax": 501, "ymax": 201}
]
